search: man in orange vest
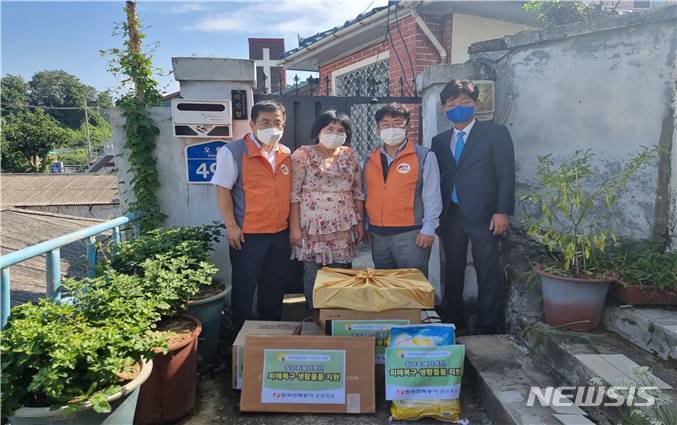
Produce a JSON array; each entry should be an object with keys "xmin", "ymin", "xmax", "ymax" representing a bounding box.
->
[
  {"xmin": 211, "ymin": 100, "xmax": 292, "ymax": 333},
  {"xmin": 363, "ymin": 103, "xmax": 442, "ymax": 276}
]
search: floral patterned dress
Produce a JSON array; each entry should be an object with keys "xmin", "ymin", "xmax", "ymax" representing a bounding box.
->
[{"xmin": 291, "ymin": 145, "xmax": 364, "ymax": 264}]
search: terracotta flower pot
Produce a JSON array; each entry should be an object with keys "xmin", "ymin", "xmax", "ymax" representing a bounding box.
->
[
  {"xmin": 134, "ymin": 314, "xmax": 202, "ymax": 424},
  {"xmin": 610, "ymin": 281, "xmax": 677, "ymax": 305},
  {"xmin": 9, "ymin": 358, "xmax": 153, "ymax": 425},
  {"xmin": 534, "ymin": 264, "xmax": 612, "ymax": 331}
]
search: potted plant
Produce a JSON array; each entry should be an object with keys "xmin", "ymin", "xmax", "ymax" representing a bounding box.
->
[
  {"xmin": 604, "ymin": 239, "xmax": 677, "ymax": 305},
  {"xmin": 102, "ymin": 224, "xmax": 227, "ymax": 365},
  {"xmin": 1, "ymin": 272, "xmax": 165, "ymax": 425},
  {"xmin": 125, "ymin": 254, "xmax": 216, "ymax": 424},
  {"xmin": 522, "ymin": 148, "xmax": 655, "ymax": 331}
]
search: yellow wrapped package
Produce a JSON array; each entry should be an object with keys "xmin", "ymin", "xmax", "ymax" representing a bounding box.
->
[{"xmin": 313, "ymin": 268, "xmax": 435, "ymax": 312}]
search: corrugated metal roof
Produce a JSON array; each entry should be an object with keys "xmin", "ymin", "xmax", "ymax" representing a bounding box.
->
[
  {"xmin": 0, "ymin": 208, "xmax": 108, "ymax": 305},
  {"xmin": 0, "ymin": 174, "xmax": 119, "ymax": 206},
  {"xmin": 280, "ymin": 5, "xmax": 389, "ymax": 60}
]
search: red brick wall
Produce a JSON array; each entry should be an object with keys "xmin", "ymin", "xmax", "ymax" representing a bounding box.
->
[
  {"xmin": 317, "ymin": 13, "xmax": 453, "ymax": 144},
  {"xmin": 441, "ymin": 13, "xmax": 454, "ymax": 63},
  {"xmin": 318, "ymin": 42, "xmax": 389, "ymax": 96}
]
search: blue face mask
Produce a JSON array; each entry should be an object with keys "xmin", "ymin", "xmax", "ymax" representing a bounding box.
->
[{"xmin": 446, "ymin": 105, "xmax": 475, "ymax": 123}]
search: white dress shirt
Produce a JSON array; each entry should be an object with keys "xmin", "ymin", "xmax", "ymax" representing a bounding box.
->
[{"xmin": 451, "ymin": 119, "xmax": 476, "ymax": 160}]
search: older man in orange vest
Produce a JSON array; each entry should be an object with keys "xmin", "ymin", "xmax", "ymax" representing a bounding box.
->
[
  {"xmin": 211, "ymin": 100, "xmax": 292, "ymax": 333},
  {"xmin": 363, "ymin": 103, "xmax": 442, "ymax": 276}
]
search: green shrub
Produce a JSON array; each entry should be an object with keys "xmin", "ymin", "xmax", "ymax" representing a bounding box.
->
[
  {"xmin": 1, "ymin": 225, "xmax": 220, "ymax": 415},
  {"xmin": 103, "ymin": 223, "xmax": 223, "ymax": 276},
  {"xmin": 603, "ymin": 240, "xmax": 677, "ymax": 290},
  {"xmin": 136, "ymin": 255, "xmax": 218, "ymax": 315},
  {"xmin": 1, "ymin": 298, "xmax": 165, "ymax": 415},
  {"xmin": 521, "ymin": 148, "xmax": 655, "ymax": 278}
]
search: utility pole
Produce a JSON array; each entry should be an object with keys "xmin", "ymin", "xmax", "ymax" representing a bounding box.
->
[
  {"xmin": 125, "ymin": 0, "xmax": 143, "ymax": 100},
  {"xmin": 83, "ymin": 99, "xmax": 93, "ymax": 162}
]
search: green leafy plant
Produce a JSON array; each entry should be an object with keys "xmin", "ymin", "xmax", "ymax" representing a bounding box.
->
[
  {"xmin": 521, "ymin": 148, "xmax": 655, "ymax": 277},
  {"xmin": 589, "ymin": 366, "xmax": 676, "ymax": 425},
  {"xmin": 523, "ymin": 0, "xmax": 619, "ymax": 28},
  {"xmin": 602, "ymin": 239, "xmax": 677, "ymax": 290},
  {"xmin": 1, "ymin": 225, "xmax": 219, "ymax": 416},
  {"xmin": 101, "ymin": 5, "xmax": 164, "ymax": 232},
  {"xmin": 0, "ymin": 296, "xmax": 164, "ymax": 415},
  {"xmin": 136, "ymin": 255, "xmax": 219, "ymax": 316},
  {"xmin": 101, "ymin": 223, "xmax": 224, "ymax": 276}
]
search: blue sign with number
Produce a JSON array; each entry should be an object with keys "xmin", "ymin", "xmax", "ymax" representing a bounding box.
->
[{"xmin": 185, "ymin": 140, "xmax": 227, "ymax": 184}]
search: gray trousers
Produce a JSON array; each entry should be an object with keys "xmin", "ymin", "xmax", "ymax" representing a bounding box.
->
[
  {"xmin": 371, "ymin": 230, "xmax": 431, "ymax": 277},
  {"xmin": 303, "ymin": 261, "xmax": 351, "ymax": 310}
]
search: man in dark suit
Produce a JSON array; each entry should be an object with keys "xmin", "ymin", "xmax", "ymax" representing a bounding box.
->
[{"xmin": 431, "ymin": 80, "xmax": 515, "ymax": 334}]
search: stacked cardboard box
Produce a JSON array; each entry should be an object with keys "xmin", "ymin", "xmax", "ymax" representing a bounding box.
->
[
  {"xmin": 232, "ymin": 320, "xmax": 321, "ymax": 390},
  {"xmin": 240, "ymin": 335, "xmax": 375, "ymax": 413},
  {"xmin": 237, "ymin": 268, "xmax": 437, "ymax": 414},
  {"xmin": 315, "ymin": 268, "xmax": 436, "ymax": 393}
]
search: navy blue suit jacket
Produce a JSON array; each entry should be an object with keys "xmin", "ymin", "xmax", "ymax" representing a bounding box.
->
[{"xmin": 431, "ymin": 120, "xmax": 515, "ymax": 225}]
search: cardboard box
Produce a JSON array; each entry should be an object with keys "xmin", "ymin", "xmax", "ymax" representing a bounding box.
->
[
  {"xmin": 240, "ymin": 335, "xmax": 375, "ymax": 414},
  {"xmin": 318, "ymin": 308, "xmax": 421, "ymax": 331},
  {"xmin": 232, "ymin": 320, "xmax": 321, "ymax": 389},
  {"xmin": 325, "ymin": 310, "xmax": 442, "ymax": 393}
]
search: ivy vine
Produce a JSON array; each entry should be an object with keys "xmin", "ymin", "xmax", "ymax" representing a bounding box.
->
[{"xmin": 102, "ymin": 3, "xmax": 165, "ymax": 232}]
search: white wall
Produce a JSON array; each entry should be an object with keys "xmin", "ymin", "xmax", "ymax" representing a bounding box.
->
[
  {"xmin": 111, "ymin": 58, "xmax": 257, "ymax": 292},
  {"xmin": 451, "ymin": 14, "xmax": 533, "ymax": 64}
]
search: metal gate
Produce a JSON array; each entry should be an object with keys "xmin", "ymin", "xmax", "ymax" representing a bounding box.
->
[{"xmin": 253, "ymin": 94, "xmax": 421, "ymax": 161}]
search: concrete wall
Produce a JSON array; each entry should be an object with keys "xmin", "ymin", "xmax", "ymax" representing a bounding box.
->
[
  {"xmin": 417, "ymin": 6, "xmax": 677, "ymax": 310},
  {"xmin": 420, "ymin": 6, "xmax": 677, "ymax": 244},
  {"xmin": 451, "ymin": 13, "xmax": 533, "ymax": 64},
  {"xmin": 111, "ymin": 58, "xmax": 257, "ymax": 288}
]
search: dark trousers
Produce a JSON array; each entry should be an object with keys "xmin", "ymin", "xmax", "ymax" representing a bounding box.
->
[
  {"xmin": 439, "ymin": 205, "xmax": 500, "ymax": 332},
  {"xmin": 230, "ymin": 230, "xmax": 291, "ymax": 333}
]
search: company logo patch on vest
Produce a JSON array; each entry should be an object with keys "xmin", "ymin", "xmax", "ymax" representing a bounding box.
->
[
  {"xmin": 396, "ymin": 163, "xmax": 411, "ymax": 174},
  {"xmin": 280, "ymin": 164, "xmax": 290, "ymax": 175}
]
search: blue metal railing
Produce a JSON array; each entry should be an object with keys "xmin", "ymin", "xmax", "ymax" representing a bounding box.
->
[{"xmin": 0, "ymin": 213, "xmax": 139, "ymax": 327}]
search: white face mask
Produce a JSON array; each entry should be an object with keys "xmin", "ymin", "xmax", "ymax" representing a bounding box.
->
[
  {"xmin": 256, "ymin": 127, "xmax": 284, "ymax": 145},
  {"xmin": 318, "ymin": 133, "xmax": 346, "ymax": 149},
  {"xmin": 379, "ymin": 127, "xmax": 406, "ymax": 146}
]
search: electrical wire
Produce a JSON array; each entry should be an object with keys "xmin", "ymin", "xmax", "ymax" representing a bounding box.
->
[
  {"xmin": 394, "ymin": 4, "xmax": 416, "ymax": 96},
  {"xmin": 1, "ymin": 103, "xmax": 105, "ymax": 110},
  {"xmin": 386, "ymin": 1, "xmax": 415, "ymax": 96}
]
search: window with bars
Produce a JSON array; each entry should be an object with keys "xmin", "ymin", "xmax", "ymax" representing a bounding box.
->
[
  {"xmin": 334, "ymin": 59, "xmax": 390, "ymax": 160},
  {"xmin": 334, "ymin": 59, "xmax": 389, "ymax": 97}
]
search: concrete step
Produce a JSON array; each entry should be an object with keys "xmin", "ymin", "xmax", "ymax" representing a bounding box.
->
[
  {"xmin": 519, "ymin": 321, "xmax": 677, "ymax": 424},
  {"xmin": 459, "ymin": 334, "xmax": 596, "ymax": 425},
  {"xmin": 603, "ymin": 305, "xmax": 677, "ymax": 362}
]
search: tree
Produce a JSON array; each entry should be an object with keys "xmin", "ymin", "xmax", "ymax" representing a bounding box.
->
[
  {"xmin": 28, "ymin": 70, "xmax": 97, "ymax": 128},
  {"xmin": 1, "ymin": 75, "xmax": 30, "ymax": 117},
  {"xmin": 1, "ymin": 109, "xmax": 73, "ymax": 172},
  {"xmin": 96, "ymin": 90, "xmax": 114, "ymax": 112},
  {"xmin": 524, "ymin": 0, "xmax": 619, "ymax": 27}
]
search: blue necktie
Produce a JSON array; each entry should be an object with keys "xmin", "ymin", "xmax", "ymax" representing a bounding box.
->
[{"xmin": 451, "ymin": 131, "xmax": 465, "ymax": 204}]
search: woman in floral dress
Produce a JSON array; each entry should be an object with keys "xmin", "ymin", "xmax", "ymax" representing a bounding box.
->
[{"xmin": 290, "ymin": 110, "xmax": 365, "ymax": 309}]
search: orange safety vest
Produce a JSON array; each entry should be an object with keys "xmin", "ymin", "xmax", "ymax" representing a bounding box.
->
[
  {"xmin": 364, "ymin": 140, "xmax": 424, "ymax": 228},
  {"xmin": 227, "ymin": 134, "xmax": 291, "ymax": 233}
]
